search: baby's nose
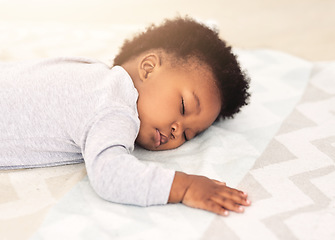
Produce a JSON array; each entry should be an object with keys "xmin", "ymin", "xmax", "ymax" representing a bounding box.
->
[{"xmin": 171, "ymin": 122, "xmax": 183, "ymax": 139}]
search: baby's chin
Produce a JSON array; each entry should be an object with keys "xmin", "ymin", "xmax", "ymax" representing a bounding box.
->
[
  {"xmin": 135, "ymin": 140, "xmax": 155, "ymax": 151},
  {"xmin": 135, "ymin": 140, "xmax": 177, "ymax": 151},
  {"xmin": 135, "ymin": 142, "xmax": 166, "ymax": 151}
]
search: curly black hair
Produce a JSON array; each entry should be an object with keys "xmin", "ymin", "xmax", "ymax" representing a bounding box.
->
[{"xmin": 113, "ymin": 17, "xmax": 250, "ymax": 119}]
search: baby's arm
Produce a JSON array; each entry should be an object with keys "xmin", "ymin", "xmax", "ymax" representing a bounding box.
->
[
  {"xmin": 83, "ymin": 108, "xmax": 250, "ymax": 214},
  {"xmin": 168, "ymin": 172, "xmax": 251, "ymax": 216},
  {"xmin": 83, "ymin": 110, "xmax": 175, "ymax": 206}
]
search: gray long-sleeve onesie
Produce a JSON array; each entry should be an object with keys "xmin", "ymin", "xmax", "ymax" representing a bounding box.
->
[{"xmin": 0, "ymin": 57, "xmax": 175, "ymax": 206}]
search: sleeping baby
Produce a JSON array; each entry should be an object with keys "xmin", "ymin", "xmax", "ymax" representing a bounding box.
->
[{"xmin": 0, "ymin": 17, "xmax": 251, "ymax": 216}]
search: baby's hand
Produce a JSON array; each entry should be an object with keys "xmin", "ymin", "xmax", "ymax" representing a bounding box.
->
[{"xmin": 168, "ymin": 172, "xmax": 251, "ymax": 216}]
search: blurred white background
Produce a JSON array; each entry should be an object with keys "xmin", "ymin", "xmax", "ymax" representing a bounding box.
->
[{"xmin": 0, "ymin": 0, "xmax": 334, "ymax": 60}]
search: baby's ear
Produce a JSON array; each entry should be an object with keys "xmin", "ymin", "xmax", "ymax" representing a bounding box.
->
[{"xmin": 139, "ymin": 53, "xmax": 160, "ymax": 82}]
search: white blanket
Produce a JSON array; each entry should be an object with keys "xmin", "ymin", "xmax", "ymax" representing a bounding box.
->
[{"xmin": 0, "ymin": 22, "xmax": 334, "ymax": 240}]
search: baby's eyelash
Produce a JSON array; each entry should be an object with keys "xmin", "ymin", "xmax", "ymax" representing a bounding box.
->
[
  {"xmin": 181, "ymin": 98, "xmax": 187, "ymax": 141},
  {"xmin": 181, "ymin": 98, "xmax": 185, "ymax": 115}
]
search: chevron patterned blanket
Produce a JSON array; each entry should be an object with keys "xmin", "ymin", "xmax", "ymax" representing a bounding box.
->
[{"xmin": 0, "ymin": 23, "xmax": 334, "ymax": 240}]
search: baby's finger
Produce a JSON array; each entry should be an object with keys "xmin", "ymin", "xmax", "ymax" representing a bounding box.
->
[
  {"xmin": 211, "ymin": 195, "xmax": 245, "ymax": 213},
  {"xmin": 212, "ymin": 179, "xmax": 226, "ymax": 186},
  {"xmin": 219, "ymin": 187, "xmax": 250, "ymax": 206},
  {"xmin": 203, "ymin": 200, "xmax": 229, "ymax": 216}
]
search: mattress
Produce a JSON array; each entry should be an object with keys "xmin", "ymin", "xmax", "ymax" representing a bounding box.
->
[{"xmin": 0, "ymin": 21, "xmax": 334, "ymax": 240}]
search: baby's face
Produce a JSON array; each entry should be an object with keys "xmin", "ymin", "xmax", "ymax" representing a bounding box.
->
[{"xmin": 135, "ymin": 61, "xmax": 221, "ymax": 151}]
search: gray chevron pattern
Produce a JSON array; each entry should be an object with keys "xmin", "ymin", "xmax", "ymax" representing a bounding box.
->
[{"xmin": 231, "ymin": 62, "xmax": 335, "ymax": 240}]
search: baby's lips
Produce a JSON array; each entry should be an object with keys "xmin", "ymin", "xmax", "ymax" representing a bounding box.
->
[
  {"xmin": 160, "ymin": 133, "xmax": 168, "ymax": 145},
  {"xmin": 154, "ymin": 129, "xmax": 161, "ymax": 147}
]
